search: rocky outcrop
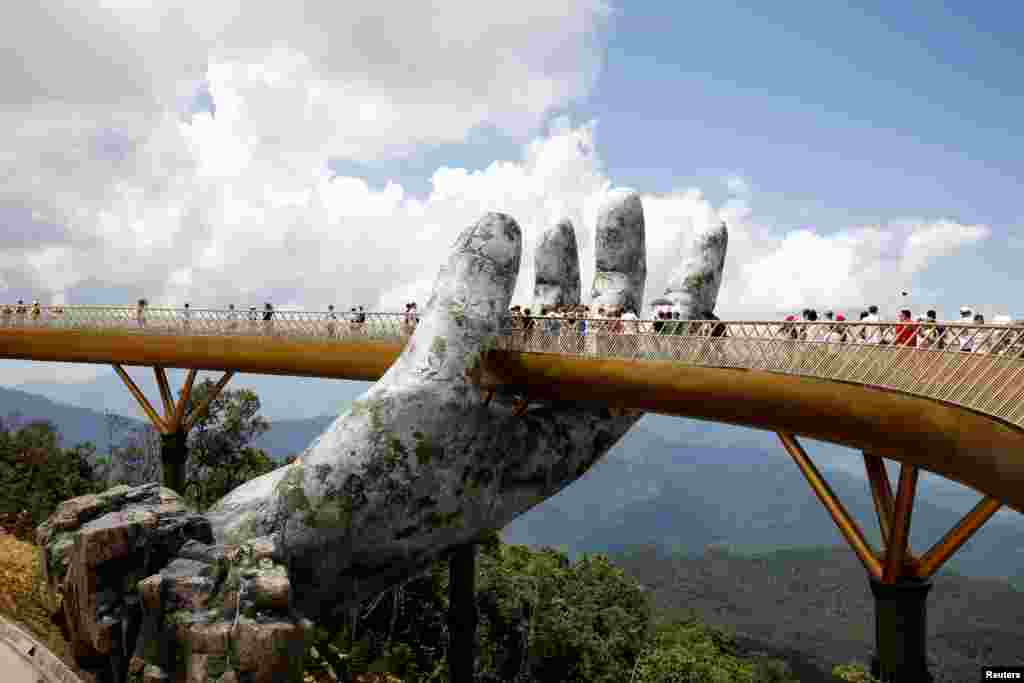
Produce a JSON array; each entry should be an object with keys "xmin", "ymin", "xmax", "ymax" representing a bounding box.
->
[
  {"xmin": 37, "ymin": 483, "xmax": 313, "ymax": 683},
  {"xmin": 37, "ymin": 198, "xmax": 729, "ymax": 681}
]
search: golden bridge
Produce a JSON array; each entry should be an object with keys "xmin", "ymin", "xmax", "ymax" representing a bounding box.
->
[{"xmin": 3, "ymin": 304, "xmax": 1024, "ymax": 681}]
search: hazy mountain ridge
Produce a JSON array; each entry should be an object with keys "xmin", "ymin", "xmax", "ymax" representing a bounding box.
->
[{"xmin": 3, "ymin": 384, "xmax": 1022, "ymax": 587}]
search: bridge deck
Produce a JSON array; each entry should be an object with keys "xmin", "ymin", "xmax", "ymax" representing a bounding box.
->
[{"xmin": 2, "ymin": 307, "xmax": 1023, "ymax": 511}]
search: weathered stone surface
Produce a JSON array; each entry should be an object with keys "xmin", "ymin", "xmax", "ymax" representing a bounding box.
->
[
  {"xmin": 590, "ymin": 190, "xmax": 646, "ymax": 314},
  {"xmin": 43, "ymin": 199, "xmax": 729, "ymax": 682},
  {"xmin": 662, "ymin": 218, "xmax": 728, "ymax": 318},
  {"xmin": 533, "ymin": 218, "xmax": 581, "ymax": 307}
]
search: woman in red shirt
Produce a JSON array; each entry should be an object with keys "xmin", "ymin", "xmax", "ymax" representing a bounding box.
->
[{"xmin": 894, "ymin": 309, "xmax": 918, "ymax": 347}]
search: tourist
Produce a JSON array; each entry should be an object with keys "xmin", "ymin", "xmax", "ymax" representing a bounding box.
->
[
  {"xmin": 136, "ymin": 299, "xmax": 147, "ymax": 329},
  {"xmin": 183, "ymin": 303, "xmax": 191, "ymax": 330},
  {"xmin": 894, "ymin": 309, "xmax": 917, "ymax": 347},
  {"xmin": 14, "ymin": 299, "xmax": 26, "ymax": 324},
  {"xmin": 971, "ymin": 313, "xmax": 990, "ymax": 354},
  {"xmin": 862, "ymin": 305, "xmax": 883, "ymax": 344},
  {"xmin": 403, "ymin": 303, "xmax": 416, "ymax": 336},
  {"xmin": 226, "ymin": 304, "xmax": 238, "ymax": 332},
  {"xmin": 327, "ymin": 305, "xmax": 337, "ymax": 338},
  {"xmin": 917, "ymin": 310, "xmax": 938, "ymax": 349},
  {"xmin": 955, "ymin": 307, "xmax": 975, "ymax": 352},
  {"xmin": 30, "ymin": 300, "xmax": 41, "ymax": 325},
  {"xmin": 263, "ymin": 303, "xmax": 274, "ymax": 335},
  {"xmin": 248, "ymin": 306, "xmax": 258, "ymax": 332},
  {"xmin": 1, "ymin": 303, "xmax": 11, "ymax": 326}
]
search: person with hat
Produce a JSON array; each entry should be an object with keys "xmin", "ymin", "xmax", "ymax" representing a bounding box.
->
[{"xmin": 955, "ymin": 306, "xmax": 974, "ymax": 351}]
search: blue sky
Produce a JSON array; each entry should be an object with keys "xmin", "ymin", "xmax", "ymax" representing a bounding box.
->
[{"xmin": 0, "ymin": 0, "xmax": 1021, "ymax": 401}]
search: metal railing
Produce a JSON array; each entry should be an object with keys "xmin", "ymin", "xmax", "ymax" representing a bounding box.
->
[
  {"xmin": 0, "ymin": 305, "xmax": 411, "ymax": 341},
  {"xmin": 3, "ymin": 306, "xmax": 1024, "ymax": 429},
  {"xmin": 495, "ymin": 317, "xmax": 1024, "ymax": 430}
]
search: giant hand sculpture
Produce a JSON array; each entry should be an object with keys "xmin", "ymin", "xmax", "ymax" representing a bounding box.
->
[{"xmin": 203, "ymin": 192, "xmax": 728, "ymax": 625}]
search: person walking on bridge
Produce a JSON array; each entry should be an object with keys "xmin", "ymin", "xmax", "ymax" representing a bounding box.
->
[
  {"xmin": 136, "ymin": 299, "xmax": 147, "ymax": 329},
  {"xmin": 955, "ymin": 307, "xmax": 975, "ymax": 352},
  {"xmin": 182, "ymin": 302, "xmax": 192, "ymax": 331},
  {"xmin": 327, "ymin": 305, "xmax": 337, "ymax": 338},
  {"xmin": 226, "ymin": 303, "xmax": 238, "ymax": 332},
  {"xmin": 263, "ymin": 303, "xmax": 274, "ymax": 335},
  {"xmin": 14, "ymin": 299, "xmax": 26, "ymax": 324},
  {"xmin": 1, "ymin": 303, "xmax": 11, "ymax": 326},
  {"xmin": 30, "ymin": 300, "xmax": 41, "ymax": 325},
  {"xmin": 894, "ymin": 309, "xmax": 917, "ymax": 347},
  {"xmin": 248, "ymin": 306, "xmax": 258, "ymax": 333}
]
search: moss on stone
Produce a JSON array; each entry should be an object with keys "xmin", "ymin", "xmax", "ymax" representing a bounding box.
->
[
  {"xmin": 431, "ymin": 335, "xmax": 448, "ymax": 356},
  {"xmin": 683, "ymin": 273, "xmax": 706, "ymax": 291},
  {"xmin": 410, "ymin": 430, "xmax": 444, "ymax": 467},
  {"xmin": 274, "ymin": 466, "xmax": 310, "ymax": 520},
  {"xmin": 222, "ymin": 512, "xmax": 261, "ymax": 548},
  {"xmin": 427, "ymin": 509, "xmax": 464, "ymax": 529},
  {"xmin": 206, "ymin": 654, "xmax": 229, "ymax": 678},
  {"xmin": 448, "ymin": 302, "xmax": 468, "ymax": 325}
]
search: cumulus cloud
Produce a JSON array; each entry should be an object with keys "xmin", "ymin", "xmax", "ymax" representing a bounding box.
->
[{"xmin": 1, "ymin": 2, "xmax": 992, "ymax": 387}]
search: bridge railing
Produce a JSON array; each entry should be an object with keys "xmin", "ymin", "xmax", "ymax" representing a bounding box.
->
[
  {"xmin": 495, "ymin": 317, "xmax": 1024, "ymax": 429},
  {"xmin": 4, "ymin": 306, "xmax": 1024, "ymax": 427},
  {"xmin": 0, "ymin": 305, "xmax": 411, "ymax": 340}
]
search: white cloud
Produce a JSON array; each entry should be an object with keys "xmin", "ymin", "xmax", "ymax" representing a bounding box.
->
[{"xmin": 0, "ymin": 2, "xmax": 993, "ymax": 386}]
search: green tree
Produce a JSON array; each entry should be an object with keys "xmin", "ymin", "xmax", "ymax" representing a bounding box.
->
[
  {"xmin": 181, "ymin": 381, "xmax": 274, "ymax": 511},
  {"xmin": 0, "ymin": 417, "xmax": 104, "ymax": 542}
]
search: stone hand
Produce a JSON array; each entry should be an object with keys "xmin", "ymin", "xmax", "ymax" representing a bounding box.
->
[{"xmin": 202, "ymin": 191, "xmax": 729, "ymax": 624}]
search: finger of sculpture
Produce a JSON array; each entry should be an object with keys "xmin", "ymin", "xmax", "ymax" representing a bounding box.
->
[
  {"xmin": 533, "ymin": 218, "xmax": 581, "ymax": 307},
  {"xmin": 590, "ymin": 190, "xmax": 646, "ymax": 313},
  {"xmin": 203, "ymin": 195, "xmax": 727, "ymax": 625},
  {"xmin": 663, "ymin": 219, "xmax": 728, "ymax": 318}
]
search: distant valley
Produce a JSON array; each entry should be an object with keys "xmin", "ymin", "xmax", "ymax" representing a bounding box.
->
[{"xmin": 2, "ymin": 383, "xmax": 1022, "ymax": 587}]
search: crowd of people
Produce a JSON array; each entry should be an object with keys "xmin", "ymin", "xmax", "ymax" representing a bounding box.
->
[
  {"xmin": 501, "ymin": 303, "xmax": 1024, "ymax": 358},
  {"xmin": 3, "ymin": 298, "xmax": 1022, "ymax": 357},
  {"xmin": 776, "ymin": 305, "xmax": 1023, "ymax": 355}
]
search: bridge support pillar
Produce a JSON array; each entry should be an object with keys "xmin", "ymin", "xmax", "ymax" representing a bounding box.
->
[
  {"xmin": 159, "ymin": 429, "xmax": 188, "ymax": 496},
  {"xmin": 869, "ymin": 577, "xmax": 934, "ymax": 683},
  {"xmin": 448, "ymin": 543, "xmax": 477, "ymax": 683}
]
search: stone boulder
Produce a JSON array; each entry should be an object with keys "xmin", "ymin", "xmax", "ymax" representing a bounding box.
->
[{"xmin": 36, "ymin": 483, "xmax": 313, "ymax": 683}]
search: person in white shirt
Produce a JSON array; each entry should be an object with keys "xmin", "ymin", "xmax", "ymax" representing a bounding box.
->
[
  {"xmin": 863, "ymin": 305, "xmax": 882, "ymax": 344},
  {"xmin": 955, "ymin": 307, "xmax": 975, "ymax": 351},
  {"xmin": 972, "ymin": 313, "xmax": 990, "ymax": 354}
]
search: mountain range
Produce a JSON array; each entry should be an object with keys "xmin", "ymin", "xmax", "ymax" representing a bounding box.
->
[{"xmin": 2, "ymin": 382, "xmax": 1022, "ymax": 587}]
